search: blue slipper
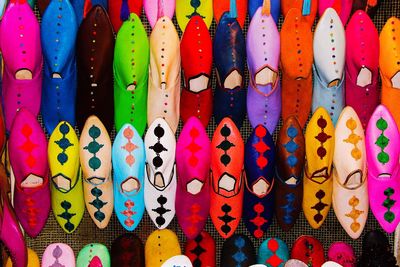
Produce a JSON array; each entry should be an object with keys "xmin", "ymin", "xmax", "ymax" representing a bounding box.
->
[
  {"xmin": 257, "ymin": 238, "xmax": 289, "ymax": 266},
  {"xmin": 41, "ymin": 0, "xmax": 78, "ymax": 134},
  {"xmin": 112, "ymin": 124, "xmax": 145, "ymax": 231}
]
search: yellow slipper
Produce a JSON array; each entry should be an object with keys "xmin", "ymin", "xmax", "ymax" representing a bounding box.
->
[
  {"xmin": 303, "ymin": 107, "xmax": 335, "ymax": 229},
  {"xmin": 145, "ymin": 229, "xmax": 181, "ymax": 267},
  {"xmin": 6, "ymin": 248, "xmax": 39, "ymax": 267},
  {"xmin": 176, "ymin": 0, "xmax": 213, "ymax": 31}
]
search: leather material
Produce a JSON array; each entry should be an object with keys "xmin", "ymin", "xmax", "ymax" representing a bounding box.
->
[
  {"xmin": 284, "ymin": 260, "xmax": 308, "ymax": 267},
  {"xmin": 144, "ymin": 0, "xmax": 175, "ymax": 28},
  {"xmin": 312, "ymin": 8, "xmax": 345, "ymax": 126},
  {"xmin": 76, "ymin": 5, "xmax": 114, "ymax": 133},
  {"xmin": 145, "ymin": 229, "xmax": 181, "ymax": 267},
  {"xmin": 147, "ymin": 16, "xmax": 181, "ymax": 133},
  {"xmin": 144, "ymin": 118, "xmax": 177, "ymax": 229},
  {"xmin": 6, "ymin": 248, "xmax": 39, "ymax": 267},
  {"xmin": 380, "ymin": 17, "xmax": 400, "ymax": 130},
  {"xmin": 48, "ymin": 121, "xmax": 84, "ymax": 234},
  {"xmin": 0, "ymin": 0, "xmax": 43, "ymax": 131},
  {"xmin": 358, "ymin": 230, "xmax": 397, "ymax": 266},
  {"xmin": 327, "ymin": 242, "xmax": 356, "ymax": 267},
  {"xmin": 210, "ymin": 117, "xmax": 244, "ymax": 238},
  {"xmin": 318, "ymin": 0, "xmax": 353, "ymax": 24},
  {"xmin": 275, "ymin": 116, "xmax": 305, "ymax": 232},
  {"xmin": 185, "ymin": 231, "xmax": 216, "ymax": 267},
  {"xmin": 180, "ymin": 16, "xmax": 213, "ymax": 128},
  {"xmin": 79, "ymin": 115, "xmax": 113, "ymax": 229},
  {"xmin": 41, "ymin": 0, "xmax": 78, "ymax": 134},
  {"xmin": 281, "ymin": 0, "xmax": 318, "ymax": 27},
  {"xmin": 114, "ymin": 13, "xmax": 149, "ymax": 135},
  {"xmin": 365, "ymin": 105, "xmax": 400, "ymax": 233},
  {"xmin": 345, "ymin": 11, "xmax": 379, "ymax": 129},
  {"xmin": 220, "ymin": 234, "xmax": 256, "ymax": 267},
  {"xmin": 351, "ymin": 0, "xmax": 380, "ymax": 18},
  {"xmin": 213, "ymin": 12, "xmax": 246, "ymax": 129},
  {"xmin": 248, "ymin": 0, "xmax": 280, "ymax": 23},
  {"xmin": 176, "ymin": 117, "xmax": 211, "ymax": 239},
  {"xmin": 77, "ymin": 243, "xmax": 110, "ymax": 267},
  {"xmin": 111, "ymin": 233, "xmax": 144, "ymax": 267},
  {"xmin": 243, "ymin": 125, "xmax": 275, "ymax": 238},
  {"xmin": 333, "ymin": 107, "xmax": 368, "ymax": 239},
  {"xmin": 9, "ymin": 108, "xmax": 50, "ymax": 238},
  {"xmin": 176, "ymin": 0, "xmax": 213, "ymax": 31},
  {"xmin": 108, "ymin": 0, "xmax": 143, "ymax": 32},
  {"xmin": 0, "ymin": 164, "xmax": 27, "ymax": 267},
  {"xmin": 247, "ymin": 7, "xmax": 280, "ymax": 133},
  {"xmin": 257, "ymin": 238, "xmax": 289, "ymax": 266},
  {"xmin": 42, "ymin": 243, "xmax": 75, "ymax": 267},
  {"xmin": 291, "ymin": 236, "xmax": 325, "ymax": 267},
  {"xmin": 281, "ymin": 8, "xmax": 313, "ymax": 128},
  {"xmin": 112, "ymin": 124, "xmax": 145, "ymax": 231},
  {"xmin": 303, "ymin": 107, "xmax": 334, "ymax": 229},
  {"xmin": 213, "ymin": 0, "xmax": 247, "ymax": 28},
  {"xmin": 161, "ymin": 256, "xmax": 193, "ymax": 267}
]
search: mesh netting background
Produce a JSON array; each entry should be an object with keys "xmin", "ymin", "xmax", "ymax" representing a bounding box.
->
[{"xmin": 15, "ymin": 0, "xmax": 400, "ymax": 265}]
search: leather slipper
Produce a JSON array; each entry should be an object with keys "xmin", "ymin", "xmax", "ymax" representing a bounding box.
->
[
  {"xmin": 351, "ymin": 0, "xmax": 380, "ymax": 18},
  {"xmin": 144, "ymin": 118, "xmax": 177, "ymax": 229},
  {"xmin": 275, "ymin": 116, "xmax": 305, "ymax": 232},
  {"xmin": 257, "ymin": 238, "xmax": 289, "ymax": 266},
  {"xmin": 281, "ymin": 8, "xmax": 313, "ymax": 128},
  {"xmin": 145, "ymin": 229, "xmax": 181, "ymax": 267},
  {"xmin": 312, "ymin": 8, "xmax": 345, "ymax": 126},
  {"xmin": 303, "ymin": 107, "xmax": 334, "ymax": 229},
  {"xmin": 318, "ymin": 0, "xmax": 353, "ymax": 25},
  {"xmin": 48, "ymin": 121, "xmax": 84, "ymax": 234},
  {"xmin": 213, "ymin": 12, "xmax": 246, "ymax": 129},
  {"xmin": 176, "ymin": 0, "xmax": 213, "ymax": 31},
  {"xmin": 358, "ymin": 229, "xmax": 397, "ymax": 266},
  {"xmin": 284, "ymin": 259, "xmax": 308, "ymax": 267},
  {"xmin": 161, "ymin": 255, "xmax": 193, "ymax": 267},
  {"xmin": 249, "ymin": 0, "xmax": 280, "ymax": 23},
  {"xmin": 111, "ymin": 233, "xmax": 144, "ymax": 267},
  {"xmin": 77, "ymin": 243, "xmax": 110, "ymax": 267},
  {"xmin": 210, "ymin": 117, "xmax": 244, "ymax": 238},
  {"xmin": 281, "ymin": 0, "xmax": 318, "ymax": 27},
  {"xmin": 243, "ymin": 125, "xmax": 275, "ymax": 238},
  {"xmin": 221, "ymin": 234, "xmax": 256, "ymax": 267},
  {"xmin": 6, "ymin": 248, "xmax": 39, "ymax": 267},
  {"xmin": 185, "ymin": 231, "xmax": 216, "ymax": 267},
  {"xmin": 42, "ymin": 243, "xmax": 75, "ymax": 267},
  {"xmin": 76, "ymin": 5, "xmax": 114, "ymax": 133},
  {"xmin": 213, "ymin": 0, "xmax": 247, "ymax": 28},
  {"xmin": 366, "ymin": 105, "xmax": 400, "ymax": 233},
  {"xmin": 112, "ymin": 124, "xmax": 145, "ymax": 231},
  {"xmin": 180, "ymin": 16, "xmax": 213, "ymax": 128},
  {"xmin": 333, "ymin": 107, "xmax": 368, "ymax": 239},
  {"xmin": 246, "ymin": 4, "xmax": 280, "ymax": 133},
  {"xmin": 79, "ymin": 115, "xmax": 113, "ymax": 229},
  {"xmin": 345, "ymin": 10, "xmax": 379, "ymax": 129},
  {"xmin": 148, "ymin": 16, "xmax": 180, "ymax": 133},
  {"xmin": 144, "ymin": 0, "xmax": 175, "ymax": 28},
  {"xmin": 291, "ymin": 235, "xmax": 325, "ymax": 267},
  {"xmin": 108, "ymin": 0, "xmax": 143, "ymax": 32},
  {"xmin": 113, "ymin": 13, "xmax": 149, "ymax": 135},
  {"xmin": 327, "ymin": 242, "xmax": 356, "ymax": 267}
]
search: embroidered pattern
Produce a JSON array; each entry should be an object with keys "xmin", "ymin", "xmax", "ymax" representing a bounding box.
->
[
  {"xmin": 281, "ymin": 193, "xmax": 296, "ymax": 225},
  {"xmin": 217, "ymin": 124, "xmax": 235, "ymax": 166},
  {"xmin": 343, "ymin": 118, "xmax": 362, "ymax": 160},
  {"xmin": 314, "ymin": 116, "xmax": 332, "ymax": 160},
  {"xmin": 89, "ymin": 187, "xmax": 107, "ymax": 222},
  {"xmin": 232, "ymin": 236, "xmax": 247, "ymax": 266},
  {"xmin": 375, "ymin": 117, "xmax": 389, "ymax": 164},
  {"xmin": 121, "ymin": 127, "xmax": 138, "ymax": 167},
  {"xmin": 311, "ymin": 190, "xmax": 328, "ymax": 223},
  {"xmin": 187, "ymin": 203, "xmax": 203, "ymax": 236},
  {"xmin": 186, "ymin": 127, "xmax": 201, "ymax": 167},
  {"xmin": 121, "ymin": 200, "xmax": 136, "ymax": 227},
  {"xmin": 89, "ymin": 256, "xmax": 102, "ymax": 267},
  {"xmin": 83, "ymin": 125, "xmax": 104, "ymax": 171},
  {"xmin": 19, "ymin": 124, "xmax": 38, "ymax": 168},
  {"xmin": 304, "ymin": 240, "xmax": 314, "ymax": 266},
  {"xmin": 345, "ymin": 196, "xmax": 364, "ymax": 233},
  {"xmin": 253, "ymin": 125, "xmax": 270, "ymax": 169},
  {"xmin": 49, "ymin": 245, "xmax": 64, "ymax": 267},
  {"xmin": 152, "ymin": 195, "xmax": 171, "ymax": 227},
  {"xmin": 383, "ymin": 187, "xmax": 396, "ymax": 223},
  {"xmin": 24, "ymin": 197, "xmax": 38, "ymax": 227},
  {"xmin": 265, "ymin": 239, "xmax": 284, "ymax": 267},
  {"xmin": 57, "ymin": 200, "xmax": 76, "ymax": 232},
  {"xmin": 218, "ymin": 203, "xmax": 235, "ymax": 235},
  {"xmin": 187, "ymin": 0, "xmax": 205, "ymax": 19},
  {"xmin": 284, "ymin": 126, "xmax": 299, "ymax": 168},
  {"xmin": 149, "ymin": 124, "xmax": 167, "ymax": 169},
  {"xmin": 55, "ymin": 122, "xmax": 73, "ymax": 165},
  {"xmin": 249, "ymin": 203, "xmax": 267, "ymax": 238},
  {"xmin": 190, "ymin": 234, "xmax": 206, "ymax": 267}
]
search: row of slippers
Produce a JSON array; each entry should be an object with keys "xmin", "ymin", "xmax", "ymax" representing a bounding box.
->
[
  {"xmin": 0, "ymin": 0, "xmax": 395, "ymax": 140},
  {"xmin": 3, "ymin": 229, "xmax": 397, "ymax": 267}
]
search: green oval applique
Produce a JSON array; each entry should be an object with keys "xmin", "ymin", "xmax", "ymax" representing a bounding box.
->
[
  {"xmin": 383, "ymin": 187, "xmax": 396, "ymax": 223},
  {"xmin": 375, "ymin": 117, "xmax": 390, "ymax": 164}
]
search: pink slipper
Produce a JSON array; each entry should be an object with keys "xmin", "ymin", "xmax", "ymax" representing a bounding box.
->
[
  {"xmin": 176, "ymin": 117, "xmax": 211, "ymax": 239},
  {"xmin": 366, "ymin": 105, "xmax": 400, "ymax": 233},
  {"xmin": 318, "ymin": 0, "xmax": 354, "ymax": 25},
  {"xmin": 0, "ymin": 0, "xmax": 43, "ymax": 131},
  {"xmin": 327, "ymin": 242, "xmax": 356, "ymax": 267},
  {"xmin": 42, "ymin": 243, "xmax": 75, "ymax": 267},
  {"xmin": 144, "ymin": 0, "xmax": 175, "ymax": 28}
]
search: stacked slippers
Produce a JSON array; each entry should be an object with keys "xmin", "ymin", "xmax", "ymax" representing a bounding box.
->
[
  {"xmin": 248, "ymin": 0, "xmax": 280, "ymax": 24},
  {"xmin": 113, "ymin": 13, "xmax": 149, "ymax": 135},
  {"xmin": 281, "ymin": 0, "xmax": 318, "ymax": 27},
  {"xmin": 0, "ymin": 0, "xmax": 43, "ymax": 131},
  {"xmin": 246, "ymin": 4, "xmax": 281, "ymax": 133},
  {"xmin": 77, "ymin": 243, "xmax": 110, "ymax": 267},
  {"xmin": 111, "ymin": 233, "xmax": 144, "ymax": 267},
  {"xmin": 42, "ymin": 243, "xmax": 75, "ymax": 267},
  {"xmin": 145, "ymin": 229, "xmax": 181, "ymax": 267},
  {"xmin": 176, "ymin": 0, "xmax": 213, "ymax": 31},
  {"xmin": 108, "ymin": 0, "xmax": 143, "ymax": 32},
  {"xmin": 185, "ymin": 231, "xmax": 216, "ymax": 267},
  {"xmin": 41, "ymin": 0, "xmax": 78, "ymax": 134},
  {"xmin": 213, "ymin": 0, "xmax": 247, "ymax": 28},
  {"xmin": 144, "ymin": 0, "xmax": 175, "ymax": 29},
  {"xmin": 318, "ymin": 0, "xmax": 353, "ymax": 25}
]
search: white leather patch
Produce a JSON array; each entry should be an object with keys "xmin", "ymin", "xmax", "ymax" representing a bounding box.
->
[
  {"xmin": 154, "ymin": 172, "xmax": 166, "ymax": 188},
  {"xmin": 356, "ymin": 67, "xmax": 372, "ymax": 87},
  {"xmin": 121, "ymin": 177, "xmax": 140, "ymax": 193},
  {"xmin": 391, "ymin": 71, "xmax": 400, "ymax": 89},
  {"xmin": 186, "ymin": 178, "xmax": 204, "ymax": 195},
  {"xmin": 255, "ymin": 67, "xmax": 278, "ymax": 86},
  {"xmin": 224, "ymin": 70, "xmax": 242, "ymax": 89},
  {"xmin": 219, "ymin": 173, "xmax": 236, "ymax": 192},
  {"xmin": 252, "ymin": 178, "xmax": 269, "ymax": 197},
  {"xmin": 189, "ymin": 75, "xmax": 209, "ymax": 93},
  {"xmin": 52, "ymin": 73, "xmax": 62, "ymax": 79},
  {"xmin": 21, "ymin": 174, "xmax": 43, "ymax": 188},
  {"xmin": 127, "ymin": 84, "xmax": 136, "ymax": 91},
  {"xmin": 285, "ymin": 176, "xmax": 298, "ymax": 185},
  {"xmin": 15, "ymin": 69, "xmax": 32, "ymax": 80},
  {"xmin": 52, "ymin": 174, "xmax": 71, "ymax": 191}
]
